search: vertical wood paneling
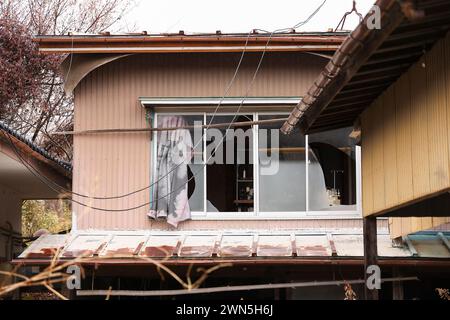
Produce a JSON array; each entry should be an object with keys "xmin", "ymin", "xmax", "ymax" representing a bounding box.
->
[
  {"xmin": 395, "ymin": 74, "xmax": 413, "ymax": 202},
  {"xmin": 445, "ymin": 33, "xmax": 450, "ymax": 190},
  {"xmin": 425, "ymin": 41, "xmax": 449, "ymax": 192},
  {"xmin": 372, "ymin": 99, "xmax": 386, "ymax": 212},
  {"xmin": 73, "ymin": 52, "xmax": 327, "ymax": 230},
  {"xmin": 390, "ymin": 217, "xmax": 401, "ymax": 237},
  {"xmin": 361, "ymin": 107, "xmax": 374, "ymax": 215},
  {"xmin": 361, "ymin": 34, "xmax": 450, "ymax": 238},
  {"xmin": 383, "ymin": 87, "xmax": 399, "ymax": 208},
  {"xmin": 389, "ymin": 216, "xmax": 450, "ymax": 239},
  {"xmin": 409, "ymin": 58, "xmax": 431, "ymax": 198}
]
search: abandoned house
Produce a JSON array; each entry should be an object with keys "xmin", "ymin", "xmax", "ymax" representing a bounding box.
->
[{"xmin": 2, "ymin": 0, "xmax": 450, "ymax": 300}]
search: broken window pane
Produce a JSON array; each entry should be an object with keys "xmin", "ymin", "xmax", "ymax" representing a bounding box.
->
[
  {"xmin": 206, "ymin": 115, "xmax": 254, "ymax": 212},
  {"xmin": 308, "ymin": 127, "xmax": 357, "ymax": 211}
]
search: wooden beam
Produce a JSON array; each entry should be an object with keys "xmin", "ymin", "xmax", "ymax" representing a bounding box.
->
[
  {"xmin": 366, "ymin": 50, "xmax": 422, "ymax": 65},
  {"xmin": 308, "ymin": 122, "xmax": 354, "ymax": 133},
  {"xmin": 363, "ymin": 216, "xmax": 379, "ymax": 300},
  {"xmin": 392, "ymin": 267, "xmax": 404, "ymax": 300},
  {"xmin": 355, "ymin": 62, "xmax": 411, "ymax": 76},
  {"xmin": 375, "ymin": 37, "xmax": 436, "ymax": 54},
  {"xmin": 346, "ymin": 74, "xmax": 399, "ymax": 86},
  {"xmin": 12, "ymin": 257, "xmax": 450, "ymax": 267}
]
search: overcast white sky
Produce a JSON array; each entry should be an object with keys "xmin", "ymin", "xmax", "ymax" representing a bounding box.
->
[{"xmin": 125, "ymin": 0, "xmax": 375, "ymax": 34}]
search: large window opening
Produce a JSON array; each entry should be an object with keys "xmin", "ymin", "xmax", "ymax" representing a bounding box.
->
[
  {"xmin": 153, "ymin": 112, "xmax": 360, "ymax": 219},
  {"xmin": 206, "ymin": 115, "xmax": 254, "ymax": 213}
]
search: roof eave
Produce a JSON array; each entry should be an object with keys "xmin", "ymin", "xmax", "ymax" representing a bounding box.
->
[
  {"xmin": 281, "ymin": 0, "xmax": 408, "ymax": 135},
  {"xmin": 33, "ymin": 33, "xmax": 348, "ymax": 54},
  {"xmin": 0, "ymin": 123, "xmax": 72, "ymax": 178}
]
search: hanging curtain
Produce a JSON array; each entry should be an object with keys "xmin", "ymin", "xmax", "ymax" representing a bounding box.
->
[{"xmin": 148, "ymin": 116, "xmax": 193, "ymax": 227}]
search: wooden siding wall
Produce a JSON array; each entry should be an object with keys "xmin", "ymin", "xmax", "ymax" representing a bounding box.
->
[
  {"xmin": 361, "ymin": 33, "xmax": 450, "ymax": 238},
  {"xmin": 72, "ymin": 52, "xmax": 347, "ymax": 230}
]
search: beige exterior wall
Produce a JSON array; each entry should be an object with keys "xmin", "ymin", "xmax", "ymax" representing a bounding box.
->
[
  {"xmin": 72, "ymin": 52, "xmax": 368, "ymax": 230},
  {"xmin": 361, "ymin": 33, "xmax": 450, "ymax": 237}
]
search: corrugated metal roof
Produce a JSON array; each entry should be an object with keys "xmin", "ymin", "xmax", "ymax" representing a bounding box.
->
[
  {"xmin": 295, "ymin": 235, "xmax": 332, "ymax": 257},
  {"xmin": 218, "ymin": 235, "xmax": 253, "ymax": 257},
  {"xmin": 179, "ymin": 235, "xmax": 217, "ymax": 258},
  {"xmin": 62, "ymin": 235, "xmax": 108, "ymax": 258},
  {"xmin": 140, "ymin": 235, "xmax": 180, "ymax": 258},
  {"xmin": 257, "ymin": 235, "xmax": 293, "ymax": 257},
  {"xmin": 21, "ymin": 234, "xmax": 69, "ymax": 258},
  {"xmin": 17, "ymin": 230, "xmax": 450, "ymax": 261},
  {"xmin": 100, "ymin": 235, "xmax": 147, "ymax": 258}
]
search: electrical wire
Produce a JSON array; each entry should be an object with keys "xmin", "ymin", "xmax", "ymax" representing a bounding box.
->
[
  {"xmin": 1, "ymin": 34, "xmax": 268, "ymax": 212},
  {"xmin": 53, "ymin": 0, "xmax": 327, "ymax": 202},
  {"xmin": 2, "ymin": 0, "xmax": 328, "ymax": 212},
  {"xmin": 0, "ymin": 32, "xmax": 253, "ymax": 201}
]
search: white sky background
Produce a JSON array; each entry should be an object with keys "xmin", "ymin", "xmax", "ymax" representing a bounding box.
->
[{"xmin": 125, "ymin": 0, "xmax": 376, "ymax": 34}]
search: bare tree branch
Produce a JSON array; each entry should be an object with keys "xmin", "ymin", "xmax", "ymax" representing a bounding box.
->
[{"xmin": 1, "ymin": 0, "xmax": 135, "ymax": 162}]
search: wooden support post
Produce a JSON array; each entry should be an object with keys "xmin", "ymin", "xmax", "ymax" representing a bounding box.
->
[
  {"xmin": 392, "ymin": 267, "xmax": 404, "ymax": 300},
  {"xmin": 363, "ymin": 216, "xmax": 379, "ymax": 300},
  {"xmin": 60, "ymin": 286, "xmax": 76, "ymax": 300}
]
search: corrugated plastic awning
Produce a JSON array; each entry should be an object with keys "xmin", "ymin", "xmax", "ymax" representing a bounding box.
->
[{"xmin": 14, "ymin": 230, "xmax": 450, "ymax": 265}]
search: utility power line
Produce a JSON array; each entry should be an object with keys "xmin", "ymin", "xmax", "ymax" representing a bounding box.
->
[{"xmin": 1, "ymin": 0, "xmax": 327, "ymax": 212}]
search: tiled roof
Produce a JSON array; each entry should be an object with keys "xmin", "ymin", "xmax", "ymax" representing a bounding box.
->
[{"xmin": 0, "ymin": 121, "xmax": 72, "ymax": 172}]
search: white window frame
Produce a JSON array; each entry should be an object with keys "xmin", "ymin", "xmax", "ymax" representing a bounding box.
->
[{"xmin": 152, "ymin": 111, "xmax": 362, "ymax": 220}]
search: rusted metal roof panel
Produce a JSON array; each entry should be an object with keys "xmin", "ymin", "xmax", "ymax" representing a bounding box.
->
[
  {"xmin": 17, "ymin": 231, "xmax": 450, "ymax": 262},
  {"xmin": 179, "ymin": 235, "xmax": 217, "ymax": 257},
  {"xmin": 61, "ymin": 235, "xmax": 109, "ymax": 258},
  {"xmin": 218, "ymin": 235, "xmax": 254, "ymax": 257},
  {"xmin": 19, "ymin": 234, "xmax": 69, "ymax": 258},
  {"xmin": 99, "ymin": 235, "xmax": 147, "ymax": 257},
  {"xmin": 257, "ymin": 235, "xmax": 293, "ymax": 257},
  {"xmin": 140, "ymin": 235, "xmax": 180, "ymax": 258},
  {"xmin": 295, "ymin": 235, "xmax": 332, "ymax": 257}
]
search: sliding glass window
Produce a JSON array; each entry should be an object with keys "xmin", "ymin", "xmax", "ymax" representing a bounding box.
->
[
  {"xmin": 153, "ymin": 112, "xmax": 360, "ymax": 218},
  {"xmin": 258, "ymin": 115, "xmax": 306, "ymax": 212}
]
